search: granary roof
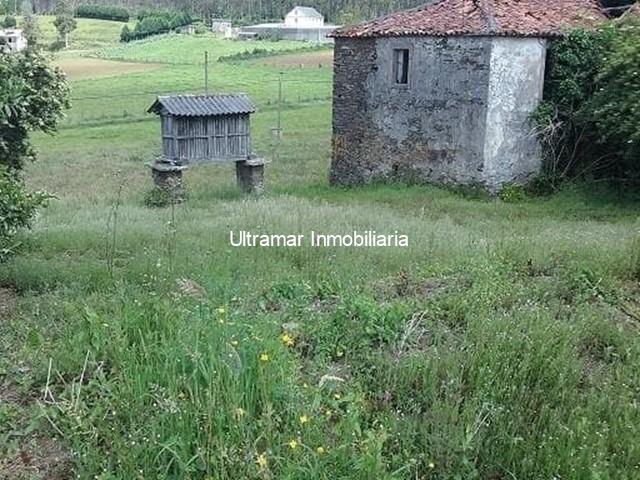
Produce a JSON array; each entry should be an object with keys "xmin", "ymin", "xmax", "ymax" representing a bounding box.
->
[
  {"xmin": 288, "ymin": 6, "xmax": 324, "ymax": 18},
  {"xmin": 331, "ymin": 0, "xmax": 606, "ymax": 38},
  {"xmin": 147, "ymin": 94, "xmax": 256, "ymax": 117}
]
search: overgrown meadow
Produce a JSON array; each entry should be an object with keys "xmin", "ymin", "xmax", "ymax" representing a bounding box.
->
[{"xmin": 2, "ymin": 18, "xmax": 640, "ymax": 480}]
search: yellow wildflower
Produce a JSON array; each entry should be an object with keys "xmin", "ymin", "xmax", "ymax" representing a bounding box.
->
[
  {"xmin": 334, "ymin": 393, "xmax": 341, "ymax": 400},
  {"xmin": 299, "ymin": 415, "xmax": 309, "ymax": 425},
  {"xmin": 231, "ymin": 340, "xmax": 239, "ymax": 346},
  {"xmin": 428, "ymin": 462, "xmax": 435, "ymax": 469},
  {"xmin": 324, "ymin": 409, "xmax": 332, "ymax": 418},
  {"xmin": 280, "ymin": 333, "xmax": 295, "ymax": 347},
  {"xmin": 217, "ymin": 307, "xmax": 226, "ymax": 315},
  {"xmin": 256, "ymin": 452, "xmax": 268, "ymax": 469},
  {"xmin": 316, "ymin": 446, "xmax": 326, "ymax": 455},
  {"xmin": 259, "ymin": 353, "xmax": 270, "ymax": 362},
  {"xmin": 288, "ymin": 439, "xmax": 299, "ymax": 450}
]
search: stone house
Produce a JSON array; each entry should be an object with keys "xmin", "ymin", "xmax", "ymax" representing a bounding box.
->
[
  {"xmin": 0, "ymin": 29, "xmax": 27, "ymax": 53},
  {"xmin": 329, "ymin": 0, "xmax": 606, "ymax": 191}
]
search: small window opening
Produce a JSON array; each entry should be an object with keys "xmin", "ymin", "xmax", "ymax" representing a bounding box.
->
[{"xmin": 393, "ymin": 49, "xmax": 409, "ymax": 85}]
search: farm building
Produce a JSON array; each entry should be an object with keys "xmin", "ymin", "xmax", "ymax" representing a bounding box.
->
[
  {"xmin": 329, "ymin": 0, "xmax": 606, "ymax": 191},
  {"xmin": 239, "ymin": 6, "xmax": 339, "ymax": 43},
  {"xmin": 211, "ymin": 19, "xmax": 234, "ymax": 38},
  {"xmin": 147, "ymin": 94, "xmax": 256, "ymax": 164},
  {"xmin": 0, "ymin": 29, "xmax": 27, "ymax": 53}
]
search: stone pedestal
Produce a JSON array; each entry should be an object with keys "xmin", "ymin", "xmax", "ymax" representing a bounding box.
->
[
  {"xmin": 236, "ymin": 158, "xmax": 265, "ymax": 194},
  {"xmin": 149, "ymin": 161, "xmax": 188, "ymax": 202}
]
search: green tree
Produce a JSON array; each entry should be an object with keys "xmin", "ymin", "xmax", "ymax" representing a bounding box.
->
[
  {"xmin": 53, "ymin": 0, "xmax": 76, "ymax": 48},
  {"xmin": 0, "ymin": 50, "xmax": 69, "ymax": 258},
  {"xmin": 589, "ymin": 16, "xmax": 640, "ymax": 177},
  {"xmin": 120, "ymin": 23, "xmax": 130, "ymax": 41},
  {"xmin": 20, "ymin": 13, "xmax": 40, "ymax": 46},
  {"xmin": 0, "ymin": 50, "xmax": 70, "ymax": 170},
  {"xmin": 2, "ymin": 14, "xmax": 16, "ymax": 28},
  {"xmin": 534, "ymin": 15, "xmax": 640, "ymax": 186}
]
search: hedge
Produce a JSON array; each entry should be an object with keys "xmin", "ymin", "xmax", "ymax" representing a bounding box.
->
[
  {"xmin": 75, "ymin": 5, "xmax": 129, "ymax": 22},
  {"xmin": 121, "ymin": 10, "xmax": 192, "ymax": 42}
]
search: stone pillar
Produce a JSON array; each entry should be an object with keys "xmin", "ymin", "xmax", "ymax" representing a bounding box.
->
[
  {"xmin": 149, "ymin": 161, "xmax": 188, "ymax": 203},
  {"xmin": 236, "ymin": 158, "xmax": 265, "ymax": 194}
]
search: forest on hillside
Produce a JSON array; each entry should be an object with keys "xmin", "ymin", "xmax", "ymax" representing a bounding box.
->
[{"xmin": 5, "ymin": 0, "xmax": 636, "ymax": 24}]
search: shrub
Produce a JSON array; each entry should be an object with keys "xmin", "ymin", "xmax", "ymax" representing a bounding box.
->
[
  {"xmin": 120, "ymin": 24, "xmax": 131, "ymax": 42},
  {"xmin": 193, "ymin": 21, "xmax": 207, "ymax": 35},
  {"xmin": 75, "ymin": 5, "xmax": 130, "ymax": 22},
  {"xmin": 122, "ymin": 10, "xmax": 191, "ymax": 42},
  {"xmin": 21, "ymin": 13, "xmax": 41, "ymax": 47},
  {"xmin": 499, "ymin": 183, "xmax": 528, "ymax": 203},
  {"xmin": 0, "ymin": 168, "xmax": 50, "ymax": 260},
  {"xmin": 0, "ymin": 50, "xmax": 69, "ymax": 260},
  {"xmin": 2, "ymin": 15, "xmax": 16, "ymax": 28},
  {"xmin": 534, "ymin": 17, "xmax": 640, "ymax": 188},
  {"xmin": 589, "ymin": 18, "xmax": 640, "ymax": 177}
]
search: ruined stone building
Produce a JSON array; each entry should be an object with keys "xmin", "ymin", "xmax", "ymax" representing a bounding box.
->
[{"xmin": 329, "ymin": 0, "xmax": 606, "ymax": 191}]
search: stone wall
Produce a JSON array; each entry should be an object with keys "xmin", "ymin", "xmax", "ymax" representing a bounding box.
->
[{"xmin": 330, "ymin": 35, "xmax": 547, "ymax": 191}]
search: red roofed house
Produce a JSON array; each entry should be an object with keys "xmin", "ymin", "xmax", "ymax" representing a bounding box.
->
[{"xmin": 329, "ymin": 0, "xmax": 606, "ymax": 191}]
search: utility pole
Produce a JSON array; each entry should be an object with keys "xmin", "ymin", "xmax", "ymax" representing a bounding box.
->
[{"xmin": 204, "ymin": 51, "xmax": 209, "ymax": 94}]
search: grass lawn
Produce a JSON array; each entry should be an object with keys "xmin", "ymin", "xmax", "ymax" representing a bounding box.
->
[
  {"xmin": 25, "ymin": 15, "xmax": 132, "ymax": 51},
  {"xmin": 2, "ymin": 18, "xmax": 640, "ymax": 480}
]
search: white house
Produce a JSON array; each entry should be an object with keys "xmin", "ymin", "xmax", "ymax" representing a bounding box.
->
[
  {"xmin": 0, "ymin": 29, "xmax": 27, "ymax": 53},
  {"xmin": 240, "ymin": 6, "xmax": 337, "ymax": 43},
  {"xmin": 284, "ymin": 6, "xmax": 324, "ymax": 28}
]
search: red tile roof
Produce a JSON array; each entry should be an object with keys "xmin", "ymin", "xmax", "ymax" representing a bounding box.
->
[{"xmin": 332, "ymin": 0, "xmax": 606, "ymax": 38}]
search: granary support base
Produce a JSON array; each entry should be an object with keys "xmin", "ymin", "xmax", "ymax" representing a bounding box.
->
[
  {"xmin": 149, "ymin": 161, "xmax": 188, "ymax": 203},
  {"xmin": 236, "ymin": 159, "xmax": 265, "ymax": 194}
]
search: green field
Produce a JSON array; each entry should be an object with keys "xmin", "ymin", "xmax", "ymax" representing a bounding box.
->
[
  {"xmin": 2, "ymin": 18, "xmax": 640, "ymax": 480},
  {"xmin": 33, "ymin": 15, "xmax": 131, "ymax": 51}
]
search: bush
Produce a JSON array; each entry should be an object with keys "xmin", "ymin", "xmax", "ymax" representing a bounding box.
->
[
  {"xmin": 534, "ymin": 17, "xmax": 640, "ymax": 188},
  {"xmin": 499, "ymin": 184, "xmax": 528, "ymax": 203},
  {"xmin": 75, "ymin": 5, "xmax": 130, "ymax": 22},
  {"xmin": 0, "ymin": 168, "xmax": 50, "ymax": 260},
  {"xmin": 0, "ymin": 50, "xmax": 69, "ymax": 260},
  {"xmin": 589, "ymin": 18, "xmax": 640, "ymax": 177},
  {"xmin": 122, "ymin": 10, "xmax": 191, "ymax": 42},
  {"xmin": 2, "ymin": 15, "xmax": 16, "ymax": 28},
  {"xmin": 193, "ymin": 21, "xmax": 207, "ymax": 35}
]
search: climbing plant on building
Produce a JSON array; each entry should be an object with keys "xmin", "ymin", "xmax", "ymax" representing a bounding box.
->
[{"xmin": 534, "ymin": 14, "xmax": 640, "ymax": 188}]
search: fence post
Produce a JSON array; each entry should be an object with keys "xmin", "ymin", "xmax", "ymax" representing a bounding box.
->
[{"xmin": 204, "ymin": 51, "xmax": 209, "ymax": 94}]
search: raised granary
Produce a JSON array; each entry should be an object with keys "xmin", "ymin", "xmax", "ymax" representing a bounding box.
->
[
  {"xmin": 148, "ymin": 94, "xmax": 256, "ymax": 164},
  {"xmin": 147, "ymin": 94, "xmax": 265, "ymax": 196},
  {"xmin": 329, "ymin": 0, "xmax": 606, "ymax": 191}
]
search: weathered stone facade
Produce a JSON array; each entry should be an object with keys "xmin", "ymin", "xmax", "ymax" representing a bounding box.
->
[{"xmin": 330, "ymin": 36, "xmax": 547, "ymax": 191}]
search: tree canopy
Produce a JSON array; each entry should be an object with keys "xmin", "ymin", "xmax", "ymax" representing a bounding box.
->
[{"xmin": 0, "ymin": 50, "xmax": 70, "ymax": 171}]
